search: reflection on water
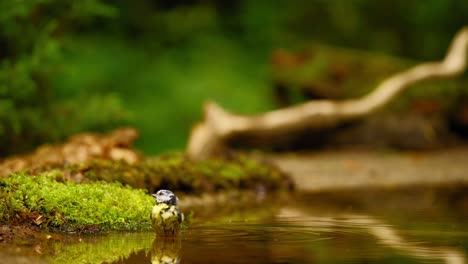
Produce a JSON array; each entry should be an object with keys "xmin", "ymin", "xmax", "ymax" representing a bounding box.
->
[
  {"xmin": 277, "ymin": 208, "xmax": 465, "ymax": 264},
  {"xmin": 3, "ymin": 187, "xmax": 468, "ymax": 264},
  {"xmin": 115, "ymin": 188, "xmax": 468, "ymax": 264},
  {"xmin": 151, "ymin": 238, "xmax": 181, "ymax": 264},
  {"xmin": 116, "ymin": 187, "xmax": 468, "ymax": 264}
]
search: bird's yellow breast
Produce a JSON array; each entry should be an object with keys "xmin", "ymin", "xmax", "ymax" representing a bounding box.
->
[{"xmin": 151, "ymin": 203, "xmax": 183, "ymax": 236}]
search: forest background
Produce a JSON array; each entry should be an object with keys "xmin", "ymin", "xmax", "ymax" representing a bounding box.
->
[{"xmin": 1, "ymin": 0, "xmax": 467, "ymax": 156}]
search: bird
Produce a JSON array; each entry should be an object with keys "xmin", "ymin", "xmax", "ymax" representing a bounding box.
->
[{"xmin": 150, "ymin": 189, "xmax": 184, "ymax": 236}]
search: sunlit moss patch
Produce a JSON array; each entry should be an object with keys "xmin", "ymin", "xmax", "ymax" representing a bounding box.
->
[{"xmin": 0, "ymin": 171, "xmax": 153, "ymax": 232}]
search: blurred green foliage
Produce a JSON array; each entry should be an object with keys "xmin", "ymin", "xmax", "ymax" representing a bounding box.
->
[
  {"xmin": 1, "ymin": 0, "xmax": 467, "ymax": 156},
  {"xmin": 0, "ymin": 0, "xmax": 127, "ymax": 156}
]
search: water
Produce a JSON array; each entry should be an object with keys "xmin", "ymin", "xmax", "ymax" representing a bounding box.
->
[{"xmin": 2, "ymin": 187, "xmax": 468, "ymax": 264}]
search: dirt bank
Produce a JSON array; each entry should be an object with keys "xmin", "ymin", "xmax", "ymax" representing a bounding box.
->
[{"xmin": 271, "ymin": 146, "xmax": 468, "ymax": 192}]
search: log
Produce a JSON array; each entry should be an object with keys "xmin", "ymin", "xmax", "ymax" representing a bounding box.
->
[{"xmin": 187, "ymin": 27, "xmax": 468, "ymax": 160}]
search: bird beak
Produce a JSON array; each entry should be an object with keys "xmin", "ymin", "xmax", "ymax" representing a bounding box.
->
[{"xmin": 151, "ymin": 193, "xmax": 157, "ymax": 198}]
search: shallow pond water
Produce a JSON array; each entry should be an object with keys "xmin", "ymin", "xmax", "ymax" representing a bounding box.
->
[{"xmin": 2, "ymin": 187, "xmax": 468, "ymax": 264}]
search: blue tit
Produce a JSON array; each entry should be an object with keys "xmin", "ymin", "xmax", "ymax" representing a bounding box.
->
[{"xmin": 151, "ymin": 190, "xmax": 184, "ymax": 236}]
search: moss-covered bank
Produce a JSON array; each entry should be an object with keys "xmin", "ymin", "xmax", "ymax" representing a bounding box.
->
[
  {"xmin": 37, "ymin": 152, "xmax": 293, "ymax": 194},
  {"xmin": 0, "ymin": 152, "xmax": 292, "ymax": 233}
]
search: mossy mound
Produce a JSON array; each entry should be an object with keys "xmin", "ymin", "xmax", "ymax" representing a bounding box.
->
[
  {"xmin": 0, "ymin": 152, "xmax": 292, "ymax": 232},
  {"xmin": 45, "ymin": 152, "xmax": 293, "ymax": 194},
  {"xmin": 0, "ymin": 171, "xmax": 153, "ymax": 232}
]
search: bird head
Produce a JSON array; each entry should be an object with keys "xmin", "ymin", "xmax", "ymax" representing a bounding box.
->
[{"xmin": 152, "ymin": 189, "xmax": 178, "ymax": 205}]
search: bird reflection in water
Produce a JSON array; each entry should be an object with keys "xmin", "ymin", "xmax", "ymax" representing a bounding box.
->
[{"xmin": 151, "ymin": 237, "xmax": 181, "ymax": 264}]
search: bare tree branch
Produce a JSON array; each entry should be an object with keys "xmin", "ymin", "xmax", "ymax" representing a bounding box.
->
[{"xmin": 187, "ymin": 27, "xmax": 468, "ymax": 160}]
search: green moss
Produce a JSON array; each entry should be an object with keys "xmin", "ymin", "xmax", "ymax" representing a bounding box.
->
[
  {"xmin": 47, "ymin": 152, "xmax": 293, "ymax": 194},
  {"xmin": 0, "ymin": 171, "xmax": 153, "ymax": 232}
]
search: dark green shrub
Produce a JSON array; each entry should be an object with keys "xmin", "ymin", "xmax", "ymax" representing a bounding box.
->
[{"xmin": 0, "ymin": 0, "xmax": 126, "ymax": 156}]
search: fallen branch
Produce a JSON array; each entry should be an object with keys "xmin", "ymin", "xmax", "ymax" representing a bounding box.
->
[{"xmin": 187, "ymin": 27, "xmax": 468, "ymax": 160}]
